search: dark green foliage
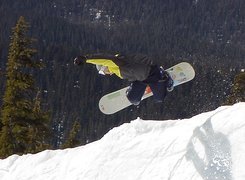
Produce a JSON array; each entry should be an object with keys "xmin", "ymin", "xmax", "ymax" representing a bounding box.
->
[
  {"xmin": 226, "ymin": 72, "xmax": 245, "ymax": 104},
  {"xmin": 0, "ymin": 17, "xmax": 50, "ymax": 158},
  {"xmin": 62, "ymin": 120, "xmax": 81, "ymax": 149}
]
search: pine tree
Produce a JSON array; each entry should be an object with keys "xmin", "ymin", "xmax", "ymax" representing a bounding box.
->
[
  {"xmin": 226, "ymin": 72, "xmax": 245, "ymax": 104},
  {"xmin": 25, "ymin": 90, "xmax": 51, "ymax": 153},
  {"xmin": 0, "ymin": 16, "xmax": 50, "ymax": 158},
  {"xmin": 61, "ymin": 120, "xmax": 81, "ymax": 149}
]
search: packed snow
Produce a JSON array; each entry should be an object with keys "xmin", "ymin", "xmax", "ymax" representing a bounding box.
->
[{"xmin": 0, "ymin": 103, "xmax": 245, "ymax": 180}]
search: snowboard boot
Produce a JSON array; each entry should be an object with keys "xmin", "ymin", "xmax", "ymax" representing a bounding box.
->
[
  {"xmin": 159, "ymin": 67, "xmax": 169, "ymax": 82},
  {"xmin": 126, "ymin": 88, "xmax": 140, "ymax": 106},
  {"xmin": 159, "ymin": 66, "xmax": 174, "ymax": 92},
  {"xmin": 166, "ymin": 75, "xmax": 174, "ymax": 92}
]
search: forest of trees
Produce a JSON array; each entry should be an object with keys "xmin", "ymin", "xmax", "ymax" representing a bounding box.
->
[{"xmin": 0, "ymin": 0, "xmax": 244, "ymax": 157}]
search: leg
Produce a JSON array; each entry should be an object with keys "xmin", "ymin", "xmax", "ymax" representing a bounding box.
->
[
  {"xmin": 126, "ymin": 81, "xmax": 147, "ymax": 105},
  {"xmin": 149, "ymin": 81, "xmax": 168, "ymax": 103}
]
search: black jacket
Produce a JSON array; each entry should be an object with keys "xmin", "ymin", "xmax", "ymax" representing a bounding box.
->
[{"xmin": 85, "ymin": 53, "xmax": 155, "ymax": 81}]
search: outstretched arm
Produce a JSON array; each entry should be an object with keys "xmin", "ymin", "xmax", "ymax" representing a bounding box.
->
[
  {"xmin": 73, "ymin": 53, "xmax": 123, "ymax": 78},
  {"xmin": 74, "ymin": 53, "xmax": 119, "ymax": 67}
]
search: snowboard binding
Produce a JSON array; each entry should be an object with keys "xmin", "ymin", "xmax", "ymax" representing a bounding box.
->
[{"xmin": 159, "ymin": 67, "xmax": 174, "ymax": 92}]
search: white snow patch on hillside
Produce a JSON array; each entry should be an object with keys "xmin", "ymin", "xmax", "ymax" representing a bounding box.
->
[{"xmin": 0, "ymin": 103, "xmax": 245, "ymax": 180}]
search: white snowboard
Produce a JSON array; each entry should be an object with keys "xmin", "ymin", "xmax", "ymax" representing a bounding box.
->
[{"xmin": 99, "ymin": 62, "xmax": 195, "ymax": 115}]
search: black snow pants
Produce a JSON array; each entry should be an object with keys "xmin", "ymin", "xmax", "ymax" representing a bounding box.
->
[{"xmin": 126, "ymin": 65, "xmax": 168, "ymax": 105}]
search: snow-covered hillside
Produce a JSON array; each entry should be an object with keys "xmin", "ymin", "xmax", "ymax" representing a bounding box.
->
[{"xmin": 0, "ymin": 103, "xmax": 245, "ymax": 180}]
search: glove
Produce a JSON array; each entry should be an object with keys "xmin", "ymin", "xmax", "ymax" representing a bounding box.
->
[{"xmin": 74, "ymin": 55, "xmax": 87, "ymax": 66}]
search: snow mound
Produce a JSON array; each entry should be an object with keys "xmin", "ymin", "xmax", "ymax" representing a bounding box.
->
[{"xmin": 0, "ymin": 103, "xmax": 245, "ymax": 180}]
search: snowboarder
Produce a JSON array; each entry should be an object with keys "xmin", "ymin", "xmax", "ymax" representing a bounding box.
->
[{"xmin": 74, "ymin": 53, "xmax": 174, "ymax": 105}]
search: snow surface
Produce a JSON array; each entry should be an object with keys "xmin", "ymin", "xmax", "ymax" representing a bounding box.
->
[{"xmin": 0, "ymin": 103, "xmax": 245, "ymax": 180}]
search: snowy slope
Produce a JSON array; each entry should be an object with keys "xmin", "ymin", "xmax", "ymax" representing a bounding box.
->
[{"xmin": 0, "ymin": 103, "xmax": 245, "ymax": 180}]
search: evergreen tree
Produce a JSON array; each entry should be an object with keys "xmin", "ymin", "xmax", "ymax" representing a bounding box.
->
[
  {"xmin": 226, "ymin": 72, "xmax": 245, "ymax": 104},
  {"xmin": 26, "ymin": 90, "xmax": 51, "ymax": 153},
  {"xmin": 62, "ymin": 120, "xmax": 81, "ymax": 149},
  {"xmin": 0, "ymin": 16, "xmax": 50, "ymax": 158}
]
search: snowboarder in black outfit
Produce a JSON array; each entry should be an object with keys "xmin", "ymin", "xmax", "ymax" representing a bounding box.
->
[{"xmin": 74, "ymin": 53, "xmax": 173, "ymax": 105}]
